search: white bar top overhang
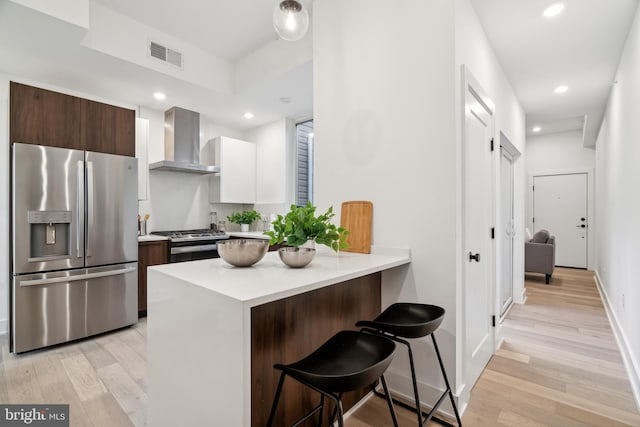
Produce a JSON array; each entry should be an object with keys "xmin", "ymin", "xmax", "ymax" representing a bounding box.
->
[{"xmin": 149, "ymin": 246, "xmax": 411, "ymax": 307}]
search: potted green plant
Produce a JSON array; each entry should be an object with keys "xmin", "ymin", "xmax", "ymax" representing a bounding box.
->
[
  {"xmin": 264, "ymin": 202, "xmax": 349, "ymax": 252},
  {"xmin": 228, "ymin": 210, "xmax": 261, "ymax": 232}
]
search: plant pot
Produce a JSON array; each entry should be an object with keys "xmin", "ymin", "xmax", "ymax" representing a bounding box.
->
[
  {"xmin": 301, "ymin": 239, "xmax": 315, "ymax": 249},
  {"xmin": 240, "ymin": 224, "xmax": 250, "ymax": 232}
]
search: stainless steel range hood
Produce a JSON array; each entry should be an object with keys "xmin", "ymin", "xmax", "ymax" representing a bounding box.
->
[{"xmin": 149, "ymin": 107, "xmax": 219, "ymax": 174}]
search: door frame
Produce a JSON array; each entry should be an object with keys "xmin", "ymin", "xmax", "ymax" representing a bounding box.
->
[
  {"xmin": 498, "ymin": 133, "xmax": 521, "ymax": 320},
  {"xmin": 457, "ymin": 65, "xmax": 496, "ymax": 406},
  {"xmin": 527, "ymin": 168, "xmax": 595, "ymax": 270}
]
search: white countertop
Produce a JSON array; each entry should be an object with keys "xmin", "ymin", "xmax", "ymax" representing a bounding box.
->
[
  {"xmin": 137, "ymin": 234, "xmax": 169, "ymax": 242},
  {"xmin": 226, "ymin": 231, "xmax": 271, "ymax": 240},
  {"xmin": 149, "ymin": 246, "xmax": 410, "ymax": 307}
]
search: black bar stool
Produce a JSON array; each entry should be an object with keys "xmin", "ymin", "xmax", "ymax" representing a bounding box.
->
[
  {"xmin": 356, "ymin": 303, "xmax": 462, "ymax": 427},
  {"xmin": 266, "ymin": 330, "xmax": 399, "ymax": 427}
]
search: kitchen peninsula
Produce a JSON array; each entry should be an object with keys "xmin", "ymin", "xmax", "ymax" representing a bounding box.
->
[{"xmin": 146, "ymin": 246, "xmax": 410, "ymax": 427}]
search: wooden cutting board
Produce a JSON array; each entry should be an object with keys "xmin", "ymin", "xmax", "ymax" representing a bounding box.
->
[{"xmin": 340, "ymin": 201, "xmax": 373, "ymax": 254}]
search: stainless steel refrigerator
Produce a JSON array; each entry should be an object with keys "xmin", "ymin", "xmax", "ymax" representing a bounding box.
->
[{"xmin": 11, "ymin": 142, "xmax": 138, "ymax": 353}]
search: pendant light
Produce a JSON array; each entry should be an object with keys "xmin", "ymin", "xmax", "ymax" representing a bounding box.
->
[{"xmin": 273, "ymin": 0, "xmax": 309, "ymax": 41}]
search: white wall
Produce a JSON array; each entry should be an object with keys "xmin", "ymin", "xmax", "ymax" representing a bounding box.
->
[
  {"xmin": 595, "ymin": 4, "xmax": 640, "ymax": 406},
  {"xmin": 525, "ymin": 130, "xmax": 596, "ymax": 268},
  {"xmin": 526, "ymin": 130, "xmax": 595, "ymax": 173},
  {"xmin": 314, "ymin": 0, "xmax": 525, "ymax": 413},
  {"xmin": 314, "ymin": 0, "xmax": 461, "ymax": 411},
  {"xmin": 454, "ymin": 0, "xmax": 526, "ymax": 404}
]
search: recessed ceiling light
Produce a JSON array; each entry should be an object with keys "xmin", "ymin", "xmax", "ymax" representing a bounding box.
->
[
  {"xmin": 153, "ymin": 92, "xmax": 166, "ymax": 100},
  {"xmin": 543, "ymin": 3, "xmax": 565, "ymax": 17},
  {"xmin": 554, "ymin": 85, "xmax": 569, "ymax": 94},
  {"xmin": 243, "ymin": 112, "xmax": 254, "ymax": 119},
  {"xmin": 532, "ymin": 126, "xmax": 541, "ymax": 132}
]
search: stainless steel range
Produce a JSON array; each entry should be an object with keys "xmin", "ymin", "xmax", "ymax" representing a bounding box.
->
[{"xmin": 151, "ymin": 229, "xmax": 230, "ymax": 263}]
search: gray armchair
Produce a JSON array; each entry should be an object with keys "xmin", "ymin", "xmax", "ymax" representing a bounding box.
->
[{"xmin": 525, "ymin": 229, "xmax": 555, "ymax": 284}]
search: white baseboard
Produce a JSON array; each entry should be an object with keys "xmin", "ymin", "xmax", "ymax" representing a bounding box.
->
[
  {"xmin": 594, "ymin": 270, "xmax": 640, "ymax": 411},
  {"xmin": 384, "ymin": 369, "xmax": 465, "ymax": 420},
  {"xmin": 342, "ymin": 390, "xmax": 373, "ymax": 423},
  {"xmin": 515, "ymin": 287, "xmax": 527, "ymax": 304}
]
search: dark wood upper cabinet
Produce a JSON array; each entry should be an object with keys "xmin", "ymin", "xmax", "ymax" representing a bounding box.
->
[
  {"xmin": 10, "ymin": 81, "xmax": 135, "ymax": 157},
  {"xmin": 10, "ymin": 81, "xmax": 83, "ymax": 150},
  {"xmin": 82, "ymin": 99, "xmax": 135, "ymax": 156}
]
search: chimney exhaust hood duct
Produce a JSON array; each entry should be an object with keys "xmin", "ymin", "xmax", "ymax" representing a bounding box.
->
[{"xmin": 148, "ymin": 107, "xmax": 219, "ymax": 174}]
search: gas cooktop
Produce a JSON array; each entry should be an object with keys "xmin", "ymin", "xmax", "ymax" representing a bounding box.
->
[{"xmin": 152, "ymin": 229, "xmax": 229, "ymax": 241}]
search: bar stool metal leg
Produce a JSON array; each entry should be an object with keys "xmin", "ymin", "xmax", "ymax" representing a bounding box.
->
[
  {"xmin": 267, "ymin": 372, "xmax": 286, "ymax": 427},
  {"xmin": 380, "ymin": 374, "xmax": 400, "ymax": 426},
  {"xmin": 362, "ymin": 328, "xmax": 461, "ymax": 427},
  {"xmin": 431, "ymin": 334, "xmax": 462, "ymax": 426}
]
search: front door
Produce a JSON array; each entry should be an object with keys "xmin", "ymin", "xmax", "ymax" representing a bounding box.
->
[
  {"xmin": 463, "ymin": 68, "xmax": 494, "ymax": 390},
  {"xmin": 533, "ymin": 173, "xmax": 587, "ymax": 268}
]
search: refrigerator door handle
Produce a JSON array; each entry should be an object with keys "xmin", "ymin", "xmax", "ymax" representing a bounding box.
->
[
  {"xmin": 76, "ymin": 160, "xmax": 84, "ymax": 258},
  {"xmin": 19, "ymin": 266, "xmax": 136, "ymax": 287},
  {"xmin": 86, "ymin": 161, "xmax": 94, "ymax": 258}
]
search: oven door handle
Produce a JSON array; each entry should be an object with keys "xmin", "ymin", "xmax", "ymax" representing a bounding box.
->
[{"xmin": 170, "ymin": 244, "xmax": 218, "ymax": 255}]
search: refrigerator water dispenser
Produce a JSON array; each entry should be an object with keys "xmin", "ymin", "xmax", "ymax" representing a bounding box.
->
[{"xmin": 28, "ymin": 210, "xmax": 72, "ymax": 260}]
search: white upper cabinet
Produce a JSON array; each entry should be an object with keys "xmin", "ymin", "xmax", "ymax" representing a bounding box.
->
[
  {"xmin": 247, "ymin": 119, "xmax": 288, "ymax": 204},
  {"xmin": 210, "ymin": 136, "xmax": 257, "ymax": 203},
  {"xmin": 135, "ymin": 117, "xmax": 149, "ymax": 201}
]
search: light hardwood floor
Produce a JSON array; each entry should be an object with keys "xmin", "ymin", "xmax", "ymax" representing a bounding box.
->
[
  {"xmin": 348, "ymin": 268, "xmax": 640, "ymax": 426},
  {"xmin": 0, "ymin": 320, "xmax": 147, "ymax": 427},
  {"xmin": 1, "ymin": 268, "xmax": 638, "ymax": 426}
]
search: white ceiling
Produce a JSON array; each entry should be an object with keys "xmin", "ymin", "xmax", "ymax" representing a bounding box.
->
[
  {"xmin": 470, "ymin": 0, "xmax": 639, "ymax": 145},
  {"xmin": 1, "ymin": 0, "xmax": 638, "ymax": 143}
]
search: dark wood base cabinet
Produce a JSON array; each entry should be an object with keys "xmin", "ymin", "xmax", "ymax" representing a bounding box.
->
[
  {"xmin": 251, "ymin": 272, "xmax": 382, "ymax": 426},
  {"xmin": 138, "ymin": 241, "xmax": 169, "ymax": 316}
]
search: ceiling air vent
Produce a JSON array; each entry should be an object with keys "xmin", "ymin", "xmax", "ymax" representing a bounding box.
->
[{"xmin": 149, "ymin": 41, "xmax": 183, "ymax": 68}]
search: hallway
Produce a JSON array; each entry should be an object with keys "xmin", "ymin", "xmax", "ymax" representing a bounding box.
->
[{"xmin": 350, "ymin": 268, "xmax": 640, "ymax": 426}]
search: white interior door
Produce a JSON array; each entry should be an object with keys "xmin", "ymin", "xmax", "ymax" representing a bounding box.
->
[
  {"xmin": 463, "ymin": 71, "xmax": 494, "ymax": 390},
  {"xmin": 500, "ymin": 149, "xmax": 514, "ymax": 315},
  {"xmin": 533, "ymin": 173, "xmax": 588, "ymax": 268}
]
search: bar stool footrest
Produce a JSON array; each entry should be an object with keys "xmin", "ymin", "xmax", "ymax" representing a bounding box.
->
[
  {"xmin": 291, "ymin": 402, "xmax": 323, "ymax": 427},
  {"xmin": 373, "ymin": 388, "xmax": 455, "ymax": 427}
]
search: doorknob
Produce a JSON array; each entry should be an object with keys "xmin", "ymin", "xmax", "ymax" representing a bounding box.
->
[
  {"xmin": 576, "ymin": 224, "xmax": 587, "ymax": 228},
  {"xmin": 580, "ymin": 217, "xmax": 586, "ymax": 221},
  {"xmin": 469, "ymin": 252, "xmax": 481, "ymax": 262}
]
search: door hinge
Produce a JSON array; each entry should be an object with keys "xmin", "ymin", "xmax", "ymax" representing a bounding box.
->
[
  {"xmin": 533, "ymin": 185, "xmax": 535, "ymax": 191},
  {"xmin": 490, "ymin": 138, "xmax": 494, "ymax": 151},
  {"xmin": 491, "ymin": 227, "xmax": 495, "ymax": 239},
  {"xmin": 492, "ymin": 315, "xmax": 496, "ymax": 327},
  {"xmin": 533, "ymin": 217, "xmax": 535, "ymax": 223}
]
